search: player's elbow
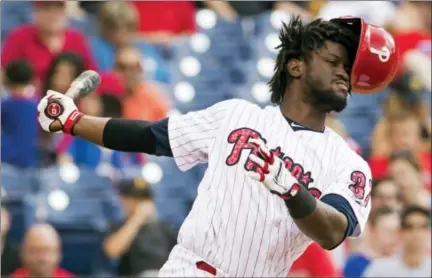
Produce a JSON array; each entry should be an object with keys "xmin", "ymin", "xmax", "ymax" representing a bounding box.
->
[{"xmin": 316, "ymin": 229, "xmax": 346, "ymax": 250}]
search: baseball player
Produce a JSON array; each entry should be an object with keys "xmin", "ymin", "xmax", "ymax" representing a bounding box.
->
[{"xmin": 37, "ymin": 16, "xmax": 398, "ymax": 277}]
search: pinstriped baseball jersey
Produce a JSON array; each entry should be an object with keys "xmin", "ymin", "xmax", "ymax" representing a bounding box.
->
[{"xmin": 164, "ymin": 99, "xmax": 372, "ymax": 277}]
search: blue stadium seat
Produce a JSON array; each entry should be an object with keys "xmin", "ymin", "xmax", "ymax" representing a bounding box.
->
[
  {"xmin": 147, "ymin": 156, "xmax": 203, "ymax": 232},
  {"xmin": 0, "ymin": 2, "xmax": 32, "ymax": 41},
  {"xmin": 338, "ymin": 89, "xmax": 388, "ymax": 157},
  {"xmin": 1, "ymin": 165, "xmax": 38, "ymax": 245},
  {"xmin": 1, "ymin": 163, "xmax": 37, "ymax": 199}
]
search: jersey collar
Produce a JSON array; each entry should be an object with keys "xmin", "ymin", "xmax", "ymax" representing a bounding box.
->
[{"xmin": 284, "ymin": 116, "xmax": 325, "ymax": 133}]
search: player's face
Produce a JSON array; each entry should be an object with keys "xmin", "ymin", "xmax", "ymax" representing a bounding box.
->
[{"xmin": 303, "ymin": 41, "xmax": 351, "ymax": 113}]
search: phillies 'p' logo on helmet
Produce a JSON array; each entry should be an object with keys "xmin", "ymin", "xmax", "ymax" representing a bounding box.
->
[{"xmin": 331, "ymin": 16, "xmax": 400, "ymax": 94}]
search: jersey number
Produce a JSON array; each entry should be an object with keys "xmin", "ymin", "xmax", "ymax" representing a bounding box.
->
[{"xmin": 349, "ymin": 171, "xmax": 371, "ymax": 206}]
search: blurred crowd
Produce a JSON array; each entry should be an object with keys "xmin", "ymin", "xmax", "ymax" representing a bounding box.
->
[{"xmin": 1, "ymin": 1, "xmax": 431, "ymax": 277}]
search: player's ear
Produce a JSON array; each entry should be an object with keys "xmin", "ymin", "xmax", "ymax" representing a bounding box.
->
[{"xmin": 287, "ymin": 59, "xmax": 303, "ymax": 78}]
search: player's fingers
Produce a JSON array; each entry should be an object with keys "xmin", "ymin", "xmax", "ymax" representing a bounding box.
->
[
  {"xmin": 249, "ymin": 138, "xmax": 273, "ymax": 162},
  {"xmin": 246, "ymin": 170, "xmax": 265, "ymax": 182},
  {"xmin": 249, "ymin": 154, "xmax": 265, "ymax": 168},
  {"xmin": 249, "ymin": 138, "xmax": 266, "ymax": 150}
]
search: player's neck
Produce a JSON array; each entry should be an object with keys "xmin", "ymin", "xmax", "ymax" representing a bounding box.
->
[{"xmin": 280, "ymin": 91, "xmax": 326, "ymax": 132}]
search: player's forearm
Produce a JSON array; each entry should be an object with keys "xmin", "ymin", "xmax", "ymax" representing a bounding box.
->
[
  {"xmin": 72, "ymin": 115, "xmax": 109, "ymax": 146},
  {"xmin": 72, "ymin": 116, "xmax": 171, "ymax": 155},
  {"xmin": 284, "ymin": 185, "xmax": 350, "ymax": 250},
  {"xmin": 293, "ymin": 201, "xmax": 348, "ymax": 250}
]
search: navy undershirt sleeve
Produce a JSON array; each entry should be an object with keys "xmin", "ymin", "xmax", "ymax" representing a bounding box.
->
[
  {"xmin": 321, "ymin": 193, "xmax": 358, "ymax": 239},
  {"xmin": 150, "ymin": 118, "xmax": 173, "ymax": 157}
]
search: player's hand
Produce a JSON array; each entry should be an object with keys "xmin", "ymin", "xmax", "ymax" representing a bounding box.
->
[
  {"xmin": 37, "ymin": 90, "xmax": 83, "ymax": 134},
  {"xmin": 246, "ymin": 138, "xmax": 299, "ymax": 198}
]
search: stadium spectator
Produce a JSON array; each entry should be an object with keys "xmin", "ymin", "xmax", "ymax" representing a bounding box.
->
[
  {"xmin": 88, "ymin": 1, "xmax": 169, "ymax": 83},
  {"xmin": 370, "ymin": 113, "xmax": 431, "ymax": 191},
  {"xmin": 132, "ymin": 1, "xmax": 196, "ymax": 45},
  {"xmin": 11, "ymin": 224, "xmax": 74, "ymax": 278},
  {"xmin": 289, "ymin": 243, "xmax": 338, "ymax": 277},
  {"xmin": 1, "ymin": 1, "xmax": 95, "ymax": 93},
  {"xmin": 1, "ymin": 59, "xmax": 38, "ymax": 168},
  {"xmin": 370, "ymin": 177, "xmax": 402, "ymax": 212},
  {"xmin": 363, "ymin": 205, "xmax": 431, "ymax": 277},
  {"xmin": 103, "ymin": 178, "xmax": 176, "ymax": 276},
  {"xmin": 388, "ymin": 151, "xmax": 431, "ymax": 208},
  {"xmin": 41, "ymin": 52, "xmax": 85, "ymax": 96},
  {"xmin": 343, "ymin": 208, "xmax": 400, "ymax": 278},
  {"xmin": 114, "ymin": 46, "xmax": 171, "ymax": 122},
  {"xmin": 1, "ymin": 207, "xmax": 21, "ymax": 276}
]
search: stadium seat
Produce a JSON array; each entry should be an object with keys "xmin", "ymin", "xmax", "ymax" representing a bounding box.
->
[
  {"xmin": 338, "ymin": 89, "xmax": 388, "ymax": 157},
  {"xmin": 0, "ymin": 2, "xmax": 32, "ymax": 41},
  {"xmin": 1, "ymin": 164, "xmax": 38, "ymax": 245},
  {"xmin": 146, "ymin": 156, "xmax": 203, "ymax": 232}
]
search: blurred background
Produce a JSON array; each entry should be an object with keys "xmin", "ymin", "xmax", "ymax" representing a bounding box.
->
[{"xmin": 0, "ymin": 1, "xmax": 431, "ymax": 277}]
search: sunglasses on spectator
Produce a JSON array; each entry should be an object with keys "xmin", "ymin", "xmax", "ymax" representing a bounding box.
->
[
  {"xmin": 402, "ymin": 223, "xmax": 430, "ymax": 230},
  {"xmin": 115, "ymin": 61, "xmax": 141, "ymax": 71}
]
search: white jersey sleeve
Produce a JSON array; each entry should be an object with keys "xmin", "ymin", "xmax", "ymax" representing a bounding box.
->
[
  {"xmin": 168, "ymin": 100, "xmax": 237, "ymax": 172},
  {"xmin": 322, "ymin": 151, "xmax": 372, "ymax": 238}
]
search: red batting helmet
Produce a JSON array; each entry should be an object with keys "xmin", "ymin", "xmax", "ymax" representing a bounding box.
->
[{"xmin": 330, "ymin": 17, "xmax": 399, "ymax": 94}]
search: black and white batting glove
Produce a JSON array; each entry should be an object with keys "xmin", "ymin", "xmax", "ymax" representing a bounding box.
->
[
  {"xmin": 246, "ymin": 138, "xmax": 301, "ymax": 200},
  {"xmin": 37, "ymin": 90, "xmax": 82, "ymax": 134}
]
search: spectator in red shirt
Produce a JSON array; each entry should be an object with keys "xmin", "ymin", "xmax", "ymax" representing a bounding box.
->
[
  {"xmin": 11, "ymin": 223, "xmax": 74, "ymax": 278},
  {"xmin": 289, "ymin": 243, "xmax": 338, "ymax": 277},
  {"xmin": 1, "ymin": 1, "xmax": 96, "ymax": 92},
  {"xmin": 131, "ymin": 1, "xmax": 196, "ymax": 44}
]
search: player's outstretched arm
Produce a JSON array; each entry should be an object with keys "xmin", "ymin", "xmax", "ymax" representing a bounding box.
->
[{"xmin": 38, "ymin": 91, "xmax": 172, "ymax": 156}]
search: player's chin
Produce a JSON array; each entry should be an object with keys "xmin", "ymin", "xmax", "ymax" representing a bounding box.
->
[{"xmin": 328, "ymin": 93, "xmax": 348, "ymax": 112}]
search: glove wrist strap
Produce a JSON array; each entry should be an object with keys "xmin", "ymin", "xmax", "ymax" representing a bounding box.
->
[
  {"xmin": 274, "ymin": 183, "xmax": 318, "ymax": 219},
  {"xmin": 63, "ymin": 110, "xmax": 83, "ymax": 135}
]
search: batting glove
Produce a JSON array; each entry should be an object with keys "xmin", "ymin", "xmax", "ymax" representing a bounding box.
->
[
  {"xmin": 246, "ymin": 138, "xmax": 301, "ymax": 199},
  {"xmin": 37, "ymin": 90, "xmax": 83, "ymax": 134}
]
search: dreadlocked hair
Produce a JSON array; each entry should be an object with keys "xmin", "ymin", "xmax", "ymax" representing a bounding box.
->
[{"xmin": 268, "ymin": 15, "xmax": 358, "ymax": 104}]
